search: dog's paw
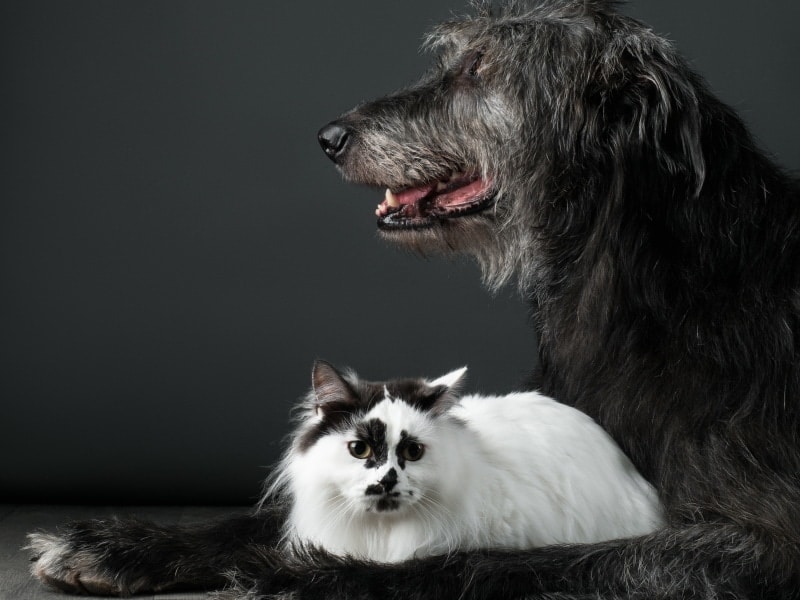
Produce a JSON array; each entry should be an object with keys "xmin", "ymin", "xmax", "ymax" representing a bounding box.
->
[
  {"xmin": 214, "ymin": 570, "xmax": 298, "ymax": 600},
  {"xmin": 26, "ymin": 531, "xmax": 122, "ymax": 595},
  {"xmin": 213, "ymin": 588, "xmax": 297, "ymax": 600}
]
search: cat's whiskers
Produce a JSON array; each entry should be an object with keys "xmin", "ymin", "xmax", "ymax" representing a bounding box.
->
[
  {"xmin": 417, "ymin": 493, "xmax": 453, "ymax": 521},
  {"xmin": 323, "ymin": 495, "xmax": 357, "ymax": 533},
  {"xmin": 412, "ymin": 493, "xmax": 460, "ymax": 555}
]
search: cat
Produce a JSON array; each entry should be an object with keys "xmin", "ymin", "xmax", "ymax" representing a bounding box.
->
[
  {"xmin": 27, "ymin": 359, "xmax": 664, "ymax": 594},
  {"xmin": 266, "ymin": 360, "xmax": 664, "ymax": 563}
]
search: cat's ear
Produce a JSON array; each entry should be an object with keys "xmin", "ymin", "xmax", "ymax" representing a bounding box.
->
[
  {"xmin": 311, "ymin": 360, "xmax": 359, "ymax": 417},
  {"xmin": 429, "ymin": 366, "xmax": 467, "ymax": 390},
  {"xmin": 419, "ymin": 367, "xmax": 467, "ymax": 414}
]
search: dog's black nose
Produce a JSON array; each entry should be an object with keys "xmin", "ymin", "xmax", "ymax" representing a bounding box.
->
[{"xmin": 318, "ymin": 122, "xmax": 351, "ymax": 162}]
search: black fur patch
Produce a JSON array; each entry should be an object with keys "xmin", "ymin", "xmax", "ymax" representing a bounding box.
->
[
  {"xmin": 372, "ymin": 497, "xmax": 401, "ymax": 512},
  {"xmin": 396, "ymin": 430, "xmax": 422, "ymax": 470},
  {"xmin": 299, "ymin": 362, "xmax": 451, "ymax": 452},
  {"xmin": 354, "ymin": 418, "xmax": 388, "ymax": 468},
  {"xmin": 365, "ymin": 468, "xmax": 399, "ymax": 497}
]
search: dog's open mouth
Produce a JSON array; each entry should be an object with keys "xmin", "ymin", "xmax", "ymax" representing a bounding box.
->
[{"xmin": 375, "ymin": 173, "xmax": 494, "ymax": 229}]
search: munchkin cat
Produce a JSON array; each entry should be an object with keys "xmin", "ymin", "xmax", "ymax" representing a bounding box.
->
[{"xmin": 267, "ymin": 361, "xmax": 663, "ymax": 563}]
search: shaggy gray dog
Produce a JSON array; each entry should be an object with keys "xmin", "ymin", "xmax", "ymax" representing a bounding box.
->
[
  {"xmin": 311, "ymin": 2, "xmax": 800, "ymax": 599},
  {"xmin": 28, "ymin": 1, "xmax": 800, "ymax": 599}
]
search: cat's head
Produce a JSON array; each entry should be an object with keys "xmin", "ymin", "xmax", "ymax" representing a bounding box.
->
[{"xmin": 287, "ymin": 360, "xmax": 467, "ymax": 517}]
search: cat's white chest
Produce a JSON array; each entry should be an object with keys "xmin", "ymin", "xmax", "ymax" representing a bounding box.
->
[{"xmin": 290, "ymin": 507, "xmax": 433, "ymax": 563}]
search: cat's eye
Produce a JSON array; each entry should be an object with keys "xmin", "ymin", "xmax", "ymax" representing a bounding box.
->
[
  {"xmin": 348, "ymin": 441, "xmax": 373, "ymax": 460},
  {"xmin": 401, "ymin": 442, "xmax": 425, "ymax": 462}
]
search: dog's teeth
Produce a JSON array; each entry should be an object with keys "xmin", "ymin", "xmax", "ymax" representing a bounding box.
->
[{"xmin": 385, "ymin": 188, "xmax": 400, "ymax": 208}]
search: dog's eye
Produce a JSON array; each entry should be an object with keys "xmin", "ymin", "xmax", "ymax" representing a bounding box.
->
[
  {"xmin": 348, "ymin": 441, "xmax": 373, "ymax": 460},
  {"xmin": 460, "ymin": 50, "xmax": 485, "ymax": 78},
  {"xmin": 401, "ymin": 442, "xmax": 425, "ymax": 462}
]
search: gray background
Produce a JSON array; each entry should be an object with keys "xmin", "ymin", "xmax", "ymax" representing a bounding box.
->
[{"xmin": 2, "ymin": 1, "xmax": 798, "ymax": 505}]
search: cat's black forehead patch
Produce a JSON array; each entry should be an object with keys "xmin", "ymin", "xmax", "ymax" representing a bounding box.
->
[
  {"xmin": 297, "ymin": 376, "xmax": 447, "ymax": 452},
  {"xmin": 355, "ymin": 418, "xmax": 388, "ymax": 468}
]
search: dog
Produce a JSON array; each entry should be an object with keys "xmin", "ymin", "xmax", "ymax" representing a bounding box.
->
[
  {"xmin": 28, "ymin": 1, "xmax": 800, "ymax": 598},
  {"xmin": 311, "ymin": 1, "xmax": 800, "ymax": 598}
]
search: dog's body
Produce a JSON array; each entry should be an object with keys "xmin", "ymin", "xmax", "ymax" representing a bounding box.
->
[
  {"xmin": 29, "ymin": 1, "xmax": 800, "ymax": 598},
  {"xmin": 309, "ymin": 4, "xmax": 800, "ymax": 598}
]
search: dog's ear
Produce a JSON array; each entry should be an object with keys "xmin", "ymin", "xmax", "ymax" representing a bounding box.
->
[{"xmin": 598, "ymin": 34, "xmax": 706, "ymax": 197}]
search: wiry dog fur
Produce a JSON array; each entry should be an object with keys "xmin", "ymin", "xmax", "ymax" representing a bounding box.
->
[{"xmin": 28, "ymin": 1, "xmax": 800, "ymax": 599}]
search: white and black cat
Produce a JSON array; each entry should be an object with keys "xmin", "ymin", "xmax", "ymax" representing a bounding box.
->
[
  {"xmin": 268, "ymin": 361, "xmax": 663, "ymax": 563},
  {"xmin": 27, "ymin": 361, "xmax": 663, "ymax": 595}
]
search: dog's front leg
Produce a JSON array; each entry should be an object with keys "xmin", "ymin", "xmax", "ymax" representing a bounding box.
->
[
  {"xmin": 224, "ymin": 522, "xmax": 783, "ymax": 600},
  {"xmin": 26, "ymin": 507, "xmax": 284, "ymax": 595}
]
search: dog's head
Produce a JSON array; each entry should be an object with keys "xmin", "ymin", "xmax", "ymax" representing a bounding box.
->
[{"xmin": 318, "ymin": 0, "xmax": 706, "ymax": 289}]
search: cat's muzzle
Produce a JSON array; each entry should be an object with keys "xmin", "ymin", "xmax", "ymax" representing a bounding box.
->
[
  {"xmin": 367, "ymin": 493, "xmax": 402, "ymax": 513},
  {"xmin": 363, "ymin": 468, "xmax": 404, "ymax": 512}
]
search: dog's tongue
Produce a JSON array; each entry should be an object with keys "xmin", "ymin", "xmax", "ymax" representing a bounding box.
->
[
  {"xmin": 386, "ymin": 179, "xmax": 488, "ymax": 208},
  {"xmin": 394, "ymin": 184, "xmax": 436, "ymax": 206},
  {"xmin": 377, "ymin": 184, "xmax": 435, "ymax": 216},
  {"xmin": 434, "ymin": 178, "xmax": 488, "ymax": 207},
  {"xmin": 377, "ymin": 178, "xmax": 490, "ymax": 218}
]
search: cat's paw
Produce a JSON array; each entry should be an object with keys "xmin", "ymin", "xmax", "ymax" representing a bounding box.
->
[{"xmin": 26, "ymin": 531, "xmax": 122, "ymax": 595}]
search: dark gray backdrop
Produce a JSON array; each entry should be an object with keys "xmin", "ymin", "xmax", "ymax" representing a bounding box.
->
[{"xmin": 2, "ymin": 1, "xmax": 798, "ymax": 504}]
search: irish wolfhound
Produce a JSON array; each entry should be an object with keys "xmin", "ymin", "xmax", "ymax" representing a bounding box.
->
[
  {"xmin": 27, "ymin": 1, "xmax": 799, "ymax": 599},
  {"xmin": 311, "ymin": 1, "xmax": 800, "ymax": 599}
]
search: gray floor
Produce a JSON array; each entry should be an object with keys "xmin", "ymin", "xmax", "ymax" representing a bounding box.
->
[{"xmin": 0, "ymin": 505, "xmax": 245, "ymax": 600}]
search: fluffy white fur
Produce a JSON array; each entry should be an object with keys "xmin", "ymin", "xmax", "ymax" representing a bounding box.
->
[{"xmin": 266, "ymin": 367, "xmax": 664, "ymax": 563}]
